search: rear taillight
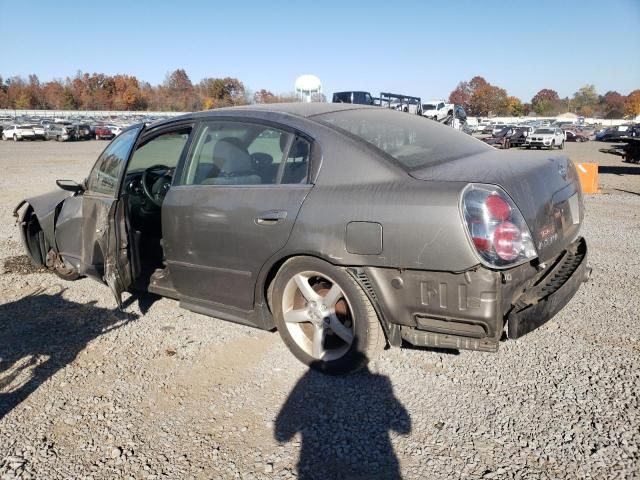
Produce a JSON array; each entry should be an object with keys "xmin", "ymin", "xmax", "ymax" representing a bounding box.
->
[{"xmin": 461, "ymin": 184, "xmax": 537, "ymax": 268}]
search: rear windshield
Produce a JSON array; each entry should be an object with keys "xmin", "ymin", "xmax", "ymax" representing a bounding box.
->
[{"xmin": 315, "ymin": 108, "xmax": 490, "ymax": 170}]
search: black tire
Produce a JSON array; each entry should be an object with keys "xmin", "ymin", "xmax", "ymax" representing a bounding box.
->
[
  {"xmin": 13, "ymin": 134, "xmax": 18, "ymax": 142},
  {"xmin": 1, "ymin": 133, "xmax": 6, "ymax": 141},
  {"xmin": 270, "ymin": 256, "xmax": 385, "ymax": 375},
  {"xmin": 559, "ymin": 140, "xmax": 565, "ymax": 150},
  {"xmin": 56, "ymin": 135, "xmax": 61, "ymax": 142}
]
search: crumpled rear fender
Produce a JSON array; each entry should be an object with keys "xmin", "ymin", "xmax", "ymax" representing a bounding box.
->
[{"xmin": 14, "ymin": 189, "xmax": 72, "ymax": 254}]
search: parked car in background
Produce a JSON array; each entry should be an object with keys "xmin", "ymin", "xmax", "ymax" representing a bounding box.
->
[
  {"xmin": 332, "ymin": 91, "xmax": 375, "ymax": 105},
  {"xmin": 509, "ymin": 126, "xmax": 534, "ymax": 147},
  {"xmin": 526, "ymin": 128, "xmax": 565, "ymax": 149},
  {"xmin": 108, "ymin": 125, "xmax": 124, "ymax": 137},
  {"xmin": 30, "ymin": 124, "xmax": 46, "ymax": 140},
  {"xmin": 73, "ymin": 124, "xmax": 93, "ymax": 140},
  {"xmin": 491, "ymin": 123, "xmax": 509, "ymax": 136},
  {"xmin": 14, "ymin": 104, "xmax": 589, "ymax": 374},
  {"xmin": 94, "ymin": 125, "xmax": 115, "ymax": 140},
  {"xmin": 2, "ymin": 124, "xmax": 36, "ymax": 141},
  {"xmin": 422, "ymin": 100, "xmax": 451, "ymax": 121},
  {"xmin": 596, "ymin": 125, "xmax": 632, "ymax": 142},
  {"xmin": 565, "ymin": 130, "xmax": 590, "ymax": 142},
  {"xmin": 483, "ymin": 126, "xmax": 516, "ymax": 149},
  {"xmin": 45, "ymin": 124, "xmax": 73, "ymax": 141}
]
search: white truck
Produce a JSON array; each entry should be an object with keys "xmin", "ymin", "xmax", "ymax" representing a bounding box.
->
[{"xmin": 422, "ymin": 100, "xmax": 454, "ymax": 121}]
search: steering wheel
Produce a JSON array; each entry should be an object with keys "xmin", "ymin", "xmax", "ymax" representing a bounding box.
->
[{"xmin": 141, "ymin": 164, "xmax": 173, "ymax": 208}]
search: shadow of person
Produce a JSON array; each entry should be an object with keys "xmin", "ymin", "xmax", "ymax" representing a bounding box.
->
[
  {"xmin": 0, "ymin": 287, "xmax": 138, "ymax": 420},
  {"xmin": 275, "ymin": 353, "xmax": 411, "ymax": 480},
  {"xmin": 120, "ymin": 291, "xmax": 162, "ymax": 315}
]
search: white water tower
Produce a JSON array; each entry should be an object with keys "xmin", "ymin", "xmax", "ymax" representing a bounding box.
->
[{"xmin": 295, "ymin": 74, "xmax": 322, "ymax": 103}]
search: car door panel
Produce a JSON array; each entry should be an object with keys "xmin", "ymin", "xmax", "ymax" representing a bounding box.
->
[
  {"xmin": 80, "ymin": 125, "xmax": 144, "ymax": 304},
  {"xmin": 163, "ymin": 184, "xmax": 312, "ymax": 311}
]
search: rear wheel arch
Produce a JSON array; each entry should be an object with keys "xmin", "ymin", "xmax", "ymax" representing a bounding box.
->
[
  {"xmin": 262, "ymin": 254, "xmax": 391, "ymax": 346},
  {"xmin": 263, "ymin": 254, "xmax": 331, "ymax": 312},
  {"xmin": 268, "ymin": 255, "xmax": 386, "ymax": 373}
]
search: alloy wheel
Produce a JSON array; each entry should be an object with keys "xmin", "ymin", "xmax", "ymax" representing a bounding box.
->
[{"xmin": 281, "ymin": 271, "xmax": 355, "ymax": 361}]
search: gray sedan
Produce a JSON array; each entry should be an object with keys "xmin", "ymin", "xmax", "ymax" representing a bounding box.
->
[{"xmin": 15, "ymin": 104, "xmax": 589, "ymax": 374}]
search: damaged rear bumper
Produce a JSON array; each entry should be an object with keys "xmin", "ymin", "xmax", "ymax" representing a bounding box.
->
[
  {"xmin": 353, "ymin": 237, "xmax": 589, "ymax": 352},
  {"xmin": 507, "ymin": 237, "xmax": 589, "ymax": 338}
]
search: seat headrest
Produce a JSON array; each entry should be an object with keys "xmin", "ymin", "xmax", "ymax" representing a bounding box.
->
[
  {"xmin": 251, "ymin": 152, "xmax": 273, "ymax": 167},
  {"xmin": 214, "ymin": 138, "xmax": 252, "ymax": 174},
  {"xmin": 289, "ymin": 138, "xmax": 309, "ymax": 159},
  {"xmin": 278, "ymin": 134, "xmax": 309, "ymax": 159}
]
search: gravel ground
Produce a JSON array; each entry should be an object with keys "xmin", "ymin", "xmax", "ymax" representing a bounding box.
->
[{"xmin": 0, "ymin": 139, "xmax": 638, "ymax": 479}]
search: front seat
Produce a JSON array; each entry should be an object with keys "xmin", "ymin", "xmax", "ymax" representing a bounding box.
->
[{"xmin": 203, "ymin": 138, "xmax": 262, "ymax": 185}]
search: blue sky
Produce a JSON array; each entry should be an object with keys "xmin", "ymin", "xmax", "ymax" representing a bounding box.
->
[{"xmin": 2, "ymin": 0, "xmax": 639, "ymax": 102}]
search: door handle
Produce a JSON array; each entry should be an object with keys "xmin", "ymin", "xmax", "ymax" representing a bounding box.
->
[{"xmin": 256, "ymin": 210, "xmax": 288, "ymax": 225}]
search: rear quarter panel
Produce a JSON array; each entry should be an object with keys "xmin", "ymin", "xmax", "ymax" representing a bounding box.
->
[
  {"xmin": 287, "ymin": 178, "xmax": 477, "ymax": 271},
  {"xmin": 277, "ymin": 128, "xmax": 479, "ymax": 272}
]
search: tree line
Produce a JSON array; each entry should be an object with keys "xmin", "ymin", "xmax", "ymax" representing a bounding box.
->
[
  {"xmin": 448, "ymin": 76, "xmax": 640, "ymax": 118},
  {"xmin": 0, "ymin": 69, "xmax": 296, "ymax": 112},
  {"xmin": 1, "ymin": 69, "xmax": 639, "ymax": 118}
]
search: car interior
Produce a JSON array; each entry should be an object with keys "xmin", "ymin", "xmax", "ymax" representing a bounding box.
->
[{"xmin": 121, "ymin": 123, "xmax": 311, "ymax": 290}]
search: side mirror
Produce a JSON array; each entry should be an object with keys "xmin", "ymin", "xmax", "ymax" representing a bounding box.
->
[{"xmin": 56, "ymin": 179, "xmax": 85, "ymax": 193}]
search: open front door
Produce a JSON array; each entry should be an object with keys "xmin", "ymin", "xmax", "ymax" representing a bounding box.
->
[
  {"xmin": 104, "ymin": 198, "xmax": 132, "ymax": 307},
  {"xmin": 81, "ymin": 125, "xmax": 144, "ymax": 307}
]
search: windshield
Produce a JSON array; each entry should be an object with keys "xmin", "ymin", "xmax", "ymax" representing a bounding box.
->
[
  {"xmin": 534, "ymin": 129, "xmax": 554, "ymax": 134},
  {"xmin": 315, "ymin": 108, "xmax": 490, "ymax": 171},
  {"xmin": 422, "ymin": 104, "xmax": 435, "ymax": 110}
]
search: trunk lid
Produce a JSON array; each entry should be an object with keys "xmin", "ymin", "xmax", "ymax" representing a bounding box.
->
[{"xmin": 410, "ymin": 150, "xmax": 584, "ymax": 263}]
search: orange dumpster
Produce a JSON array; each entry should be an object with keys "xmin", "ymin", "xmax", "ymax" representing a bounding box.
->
[{"xmin": 575, "ymin": 162, "xmax": 599, "ymax": 194}]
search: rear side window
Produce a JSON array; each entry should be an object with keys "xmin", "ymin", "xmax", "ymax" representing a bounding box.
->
[
  {"xmin": 281, "ymin": 137, "xmax": 310, "ymax": 184},
  {"xmin": 181, "ymin": 121, "xmax": 311, "ymax": 186},
  {"xmin": 315, "ymin": 109, "xmax": 489, "ymax": 171}
]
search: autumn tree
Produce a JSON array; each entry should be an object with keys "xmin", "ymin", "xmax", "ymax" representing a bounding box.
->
[
  {"xmin": 448, "ymin": 81, "xmax": 471, "ymax": 110},
  {"xmin": 572, "ymin": 84, "xmax": 598, "ymax": 116},
  {"xmin": 61, "ymin": 88, "xmax": 78, "ymax": 110},
  {"xmin": 112, "ymin": 75, "xmax": 146, "ymax": 110},
  {"xmin": 625, "ymin": 90, "xmax": 640, "ymax": 116},
  {"xmin": 164, "ymin": 69, "xmax": 198, "ymax": 111},
  {"xmin": 198, "ymin": 77, "xmax": 246, "ymax": 109},
  {"xmin": 448, "ymin": 75, "xmax": 512, "ymax": 116},
  {"xmin": 600, "ymin": 91, "xmax": 625, "ymax": 118},
  {"xmin": 506, "ymin": 96, "xmax": 524, "ymax": 116},
  {"xmin": 42, "ymin": 81, "xmax": 66, "ymax": 109},
  {"xmin": 531, "ymin": 89, "xmax": 561, "ymax": 115},
  {"xmin": 469, "ymin": 84, "xmax": 508, "ymax": 116},
  {"xmin": 254, "ymin": 89, "xmax": 277, "ymax": 104},
  {"xmin": 0, "ymin": 76, "xmax": 8, "ymax": 108}
]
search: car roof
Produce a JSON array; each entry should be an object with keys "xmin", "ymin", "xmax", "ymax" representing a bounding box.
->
[
  {"xmin": 149, "ymin": 103, "xmax": 379, "ymax": 129},
  {"xmin": 202, "ymin": 102, "xmax": 375, "ymax": 118}
]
